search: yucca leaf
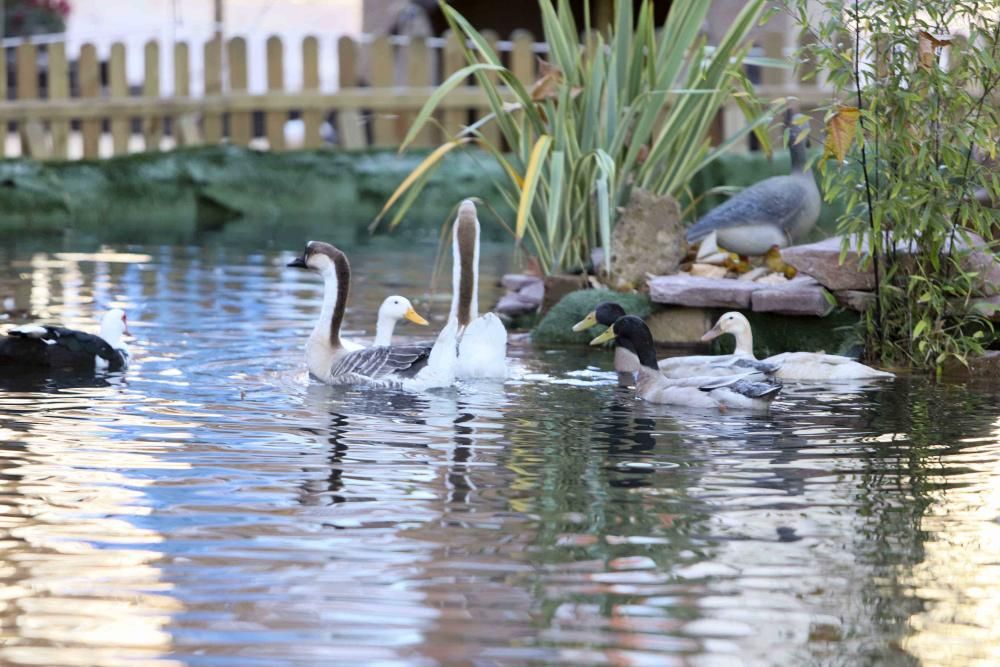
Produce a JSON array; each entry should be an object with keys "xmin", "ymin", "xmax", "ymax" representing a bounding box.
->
[{"xmin": 516, "ymin": 135, "xmax": 553, "ymax": 240}]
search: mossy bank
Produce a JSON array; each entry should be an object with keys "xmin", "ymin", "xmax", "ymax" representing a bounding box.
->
[{"xmin": 0, "ymin": 146, "xmax": 819, "ymax": 244}]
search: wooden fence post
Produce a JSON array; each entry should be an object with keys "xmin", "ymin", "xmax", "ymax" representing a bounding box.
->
[
  {"xmin": 266, "ymin": 36, "xmax": 285, "ymax": 150},
  {"xmin": 15, "ymin": 42, "xmax": 47, "ymax": 158},
  {"xmin": 48, "ymin": 43, "xmax": 69, "ymax": 159},
  {"xmin": 143, "ymin": 41, "xmax": 162, "ymax": 150},
  {"xmin": 403, "ymin": 37, "xmax": 433, "ymax": 146},
  {"xmin": 108, "ymin": 42, "xmax": 129, "ymax": 155},
  {"xmin": 337, "ymin": 36, "xmax": 364, "ymax": 149},
  {"xmin": 511, "ymin": 30, "xmax": 535, "ymax": 87},
  {"xmin": 370, "ymin": 35, "xmax": 394, "ymax": 147},
  {"xmin": 441, "ymin": 30, "xmax": 466, "ymax": 138},
  {"xmin": 203, "ymin": 37, "xmax": 223, "ymax": 143},
  {"xmin": 478, "ymin": 30, "xmax": 501, "ymax": 147},
  {"xmin": 302, "ymin": 36, "xmax": 322, "ymax": 148},
  {"xmin": 79, "ymin": 43, "xmax": 101, "ymax": 159},
  {"xmin": 228, "ymin": 37, "xmax": 250, "ymax": 145}
]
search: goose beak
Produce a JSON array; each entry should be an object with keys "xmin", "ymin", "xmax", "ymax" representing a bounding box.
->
[
  {"xmin": 404, "ymin": 307, "xmax": 429, "ymax": 326},
  {"xmin": 572, "ymin": 311, "xmax": 599, "ymax": 332},
  {"xmin": 701, "ymin": 323, "xmax": 723, "ymax": 342},
  {"xmin": 589, "ymin": 326, "xmax": 617, "ymax": 346},
  {"xmin": 287, "ymin": 254, "xmax": 308, "ymax": 269}
]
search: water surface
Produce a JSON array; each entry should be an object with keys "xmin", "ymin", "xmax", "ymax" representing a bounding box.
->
[{"xmin": 0, "ymin": 238, "xmax": 998, "ymax": 666}]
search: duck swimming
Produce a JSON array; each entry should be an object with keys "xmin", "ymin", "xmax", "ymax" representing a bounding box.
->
[
  {"xmin": 449, "ymin": 200, "xmax": 507, "ymax": 380},
  {"xmin": 574, "ymin": 301, "xmax": 779, "ymax": 380},
  {"xmin": 288, "ymin": 241, "xmax": 457, "ymax": 388},
  {"xmin": 589, "ymin": 316, "xmax": 781, "ymax": 410},
  {"xmin": 686, "ymin": 113, "xmax": 820, "ymax": 257},
  {"xmin": 701, "ymin": 311, "xmax": 894, "ymax": 380},
  {"xmin": 0, "ymin": 308, "xmax": 130, "ymax": 371}
]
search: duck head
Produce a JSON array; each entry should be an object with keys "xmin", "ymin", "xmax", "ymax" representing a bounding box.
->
[
  {"xmin": 100, "ymin": 308, "xmax": 130, "ymax": 345},
  {"xmin": 589, "ymin": 315, "xmax": 658, "ymax": 370},
  {"xmin": 572, "ymin": 301, "xmax": 627, "ymax": 332},
  {"xmin": 701, "ymin": 311, "xmax": 755, "ymax": 355},
  {"xmin": 379, "ymin": 296, "xmax": 428, "ymax": 327}
]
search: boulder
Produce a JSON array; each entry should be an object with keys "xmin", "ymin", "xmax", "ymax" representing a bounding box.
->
[
  {"xmin": 519, "ymin": 279, "xmax": 545, "ymax": 305},
  {"xmin": 835, "ymin": 290, "xmax": 875, "ymax": 312},
  {"xmin": 541, "ymin": 274, "xmax": 589, "ymax": 314},
  {"xmin": 781, "ymin": 235, "xmax": 874, "ymax": 291},
  {"xmin": 648, "ymin": 274, "xmax": 760, "ymax": 309},
  {"xmin": 610, "ymin": 189, "xmax": 686, "ymax": 289},
  {"xmin": 751, "ymin": 276, "xmax": 834, "ymax": 317},
  {"xmin": 496, "ymin": 291, "xmax": 539, "ymax": 317}
]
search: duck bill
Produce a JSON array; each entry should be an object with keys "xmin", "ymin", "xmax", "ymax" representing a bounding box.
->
[
  {"xmin": 589, "ymin": 327, "xmax": 617, "ymax": 346},
  {"xmin": 287, "ymin": 254, "xmax": 308, "ymax": 269},
  {"xmin": 572, "ymin": 311, "xmax": 599, "ymax": 332},
  {"xmin": 701, "ymin": 323, "xmax": 723, "ymax": 342},
  {"xmin": 404, "ymin": 307, "xmax": 429, "ymax": 326}
]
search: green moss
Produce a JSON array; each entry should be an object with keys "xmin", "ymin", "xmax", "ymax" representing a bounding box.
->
[
  {"xmin": 532, "ymin": 289, "xmax": 652, "ymax": 345},
  {"xmin": 708, "ymin": 309, "xmax": 863, "ymax": 358}
]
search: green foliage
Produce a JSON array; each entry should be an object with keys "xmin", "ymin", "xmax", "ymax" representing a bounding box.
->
[
  {"xmin": 377, "ymin": 0, "xmax": 783, "ymax": 277},
  {"xmin": 789, "ymin": 0, "xmax": 1000, "ymax": 371}
]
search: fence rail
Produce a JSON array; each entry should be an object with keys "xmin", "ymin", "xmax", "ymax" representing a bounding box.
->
[{"xmin": 0, "ymin": 31, "xmax": 832, "ymax": 161}]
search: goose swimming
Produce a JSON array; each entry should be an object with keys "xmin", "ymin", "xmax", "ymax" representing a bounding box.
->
[
  {"xmin": 0, "ymin": 308, "xmax": 130, "ymax": 371},
  {"xmin": 701, "ymin": 311, "xmax": 894, "ymax": 380},
  {"xmin": 589, "ymin": 315, "xmax": 781, "ymax": 410},
  {"xmin": 450, "ymin": 200, "xmax": 507, "ymax": 380},
  {"xmin": 573, "ymin": 301, "xmax": 779, "ymax": 381},
  {"xmin": 288, "ymin": 241, "xmax": 456, "ymax": 388}
]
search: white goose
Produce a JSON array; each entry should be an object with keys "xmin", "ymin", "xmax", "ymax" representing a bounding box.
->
[
  {"xmin": 450, "ymin": 200, "xmax": 507, "ymax": 380},
  {"xmin": 702, "ymin": 311, "xmax": 894, "ymax": 380},
  {"xmin": 288, "ymin": 241, "xmax": 456, "ymax": 388}
]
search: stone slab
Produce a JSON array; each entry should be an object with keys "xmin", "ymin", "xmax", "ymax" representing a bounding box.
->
[
  {"xmin": 496, "ymin": 291, "xmax": 539, "ymax": 316},
  {"xmin": 751, "ymin": 277, "xmax": 834, "ymax": 317},
  {"xmin": 645, "ymin": 307, "xmax": 714, "ymax": 345},
  {"xmin": 781, "ymin": 235, "xmax": 873, "ymax": 291},
  {"xmin": 519, "ymin": 279, "xmax": 544, "ymax": 304},
  {"xmin": 648, "ymin": 274, "xmax": 761, "ymax": 309},
  {"xmin": 835, "ymin": 289, "xmax": 875, "ymax": 312},
  {"xmin": 501, "ymin": 273, "xmax": 542, "ymax": 291}
]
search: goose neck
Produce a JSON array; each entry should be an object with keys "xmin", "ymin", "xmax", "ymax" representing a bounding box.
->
[{"xmin": 450, "ymin": 213, "xmax": 479, "ymax": 327}]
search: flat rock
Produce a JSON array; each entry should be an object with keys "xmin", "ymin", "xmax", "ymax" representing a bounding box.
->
[
  {"xmin": 751, "ymin": 276, "xmax": 834, "ymax": 317},
  {"xmin": 835, "ymin": 289, "xmax": 875, "ymax": 312},
  {"xmin": 496, "ymin": 291, "xmax": 539, "ymax": 316},
  {"xmin": 645, "ymin": 307, "xmax": 714, "ymax": 345},
  {"xmin": 648, "ymin": 274, "xmax": 760, "ymax": 309},
  {"xmin": 541, "ymin": 274, "xmax": 589, "ymax": 314},
  {"xmin": 518, "ymin": 279, "xmax": 545, "ymax": 304},
  {"xmin": 611, "ymin": 189, "xmax": 686, "ymax": 289},
  {"xmin": 781, "ymin": 235, "xmax": 873, "ymax": 291},
  {"xmin": 688, "ymin": 263, "xmax": 728, "ymax": 279},
  {"xmin": 501, "ymin": 273, "xmax": 542, "ymax": 291}
]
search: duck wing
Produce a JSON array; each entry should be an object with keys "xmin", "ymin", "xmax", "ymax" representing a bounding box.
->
[
  {"xmin": 330, "ymin": 343, "xmax": 433, "ymax": 383},
  {"xmin": 686, "ymin": 176, "xmax": 812, "ymax": 242}
]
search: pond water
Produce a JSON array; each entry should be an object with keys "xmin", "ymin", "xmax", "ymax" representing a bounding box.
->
[{"xmin": 0, "ymin": 236, "xmax": 999, "ymax": 666}]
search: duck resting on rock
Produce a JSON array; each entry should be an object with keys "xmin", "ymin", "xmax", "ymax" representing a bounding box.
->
[
  {"xmin": 686, "ymin": 112, "xmax": 820, "ymax": 257},
  {"xmin": 574, "ymin": 301, "xmax": 780, "ymax": 383},
  {"xmin": 589, "ymin": 315, "xmax": 782, "ymax": 411},
  {"xmin": 701, "ymin": 311, "xmax": 894, "ymax": 380}
]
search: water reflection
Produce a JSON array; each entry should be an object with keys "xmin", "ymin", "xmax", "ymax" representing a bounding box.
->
[{"xmin": 0, "ymin": 240, "xmax": 999, "ymax": 665}]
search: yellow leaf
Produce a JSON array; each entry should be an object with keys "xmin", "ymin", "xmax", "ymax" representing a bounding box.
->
[
  {"xmin": 824, "ymin": 106, "xmax": 860, "ymax": 162},
  {"xmin": 374, "ymin": 138, "xmax": 472, "ymax": 228},
  {"xmin": 515, "ymin": 135, "xmax": 552, "ymax": 240}
]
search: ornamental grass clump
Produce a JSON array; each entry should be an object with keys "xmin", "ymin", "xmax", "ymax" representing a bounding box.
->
[{"xmin": 374, "ymin": 0, "xmax": 782, "ymax": 278}]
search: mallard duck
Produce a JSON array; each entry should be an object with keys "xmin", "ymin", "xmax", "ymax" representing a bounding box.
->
[
  {"xmin": 288, "ymin": 241, "xmax": 457, "ymax": 388},
  {"xmin": 702, "ymin": 311, "xmax": 894, "ymax": 380},
  {"xmin": 573, "ymin": 301, "xmax": 779, "ymax": 380},
  {"xmin": 589, "ymin": 315, "xmax": 781, "ymax": 410},
  {"xmin": 0, "ymin": 309, "xmax": 130, "ymax": 371},
  {"xmin": 686, "ymin": 113, "xmax": 820, "ymax": 257},
  {"xmin": 372, "ymin": 296, "xmax": 429, "ymax": 346},
  {"xmin": 450, "ymin": 200, "xmax": 507, "ymax": 380}
]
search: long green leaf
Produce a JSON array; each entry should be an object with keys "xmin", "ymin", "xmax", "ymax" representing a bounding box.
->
[{"xmin": 516, "ymin": 135, "xmax": 553, "ymax": 240}]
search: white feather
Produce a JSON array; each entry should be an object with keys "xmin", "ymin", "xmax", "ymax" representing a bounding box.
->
[{"xmin": 456, "ymin": 312, "xmax": 508, "ymax": 380}]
